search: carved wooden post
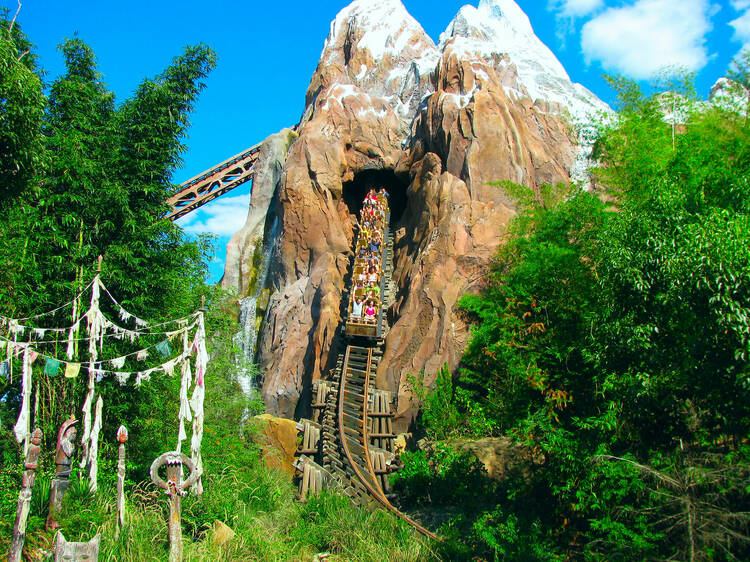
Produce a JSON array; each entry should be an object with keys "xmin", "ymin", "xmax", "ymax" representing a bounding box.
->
[
  {"xmin": 150, "ymin": 452, "xmax": 201, "ymax": 562},
  {"xmin": 8, "ymin": 428, "xmax": 42, "ymax": 562},
  {"xmin": 47, "ymin": 417, "xmax": 77, "ymax": 530},
  {"xmin": 116, "ymin": 425, "xmax": 128, "ymax": 534}
]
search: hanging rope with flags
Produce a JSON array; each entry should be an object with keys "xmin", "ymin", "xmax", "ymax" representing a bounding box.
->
[{"xmin": 1, "ymin": 272, "xmax": 207, "ymax": 494}]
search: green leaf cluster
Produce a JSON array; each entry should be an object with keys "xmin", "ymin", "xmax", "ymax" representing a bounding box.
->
[
  {"xmin": 0, "ymin": 13, "xmax": 220, "ymax": 502},
  {"xmin": 0, "ymin": 10, "xmax": 44, "ymax": 203},
  {"xmin": 410, "ymin": 64, "xmax": 750, "ymax": 559}
]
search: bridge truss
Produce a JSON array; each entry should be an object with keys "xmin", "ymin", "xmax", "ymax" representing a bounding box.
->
[{"xmin": 165, "ymin": 143, "xmax": 263, "ymax": 221}]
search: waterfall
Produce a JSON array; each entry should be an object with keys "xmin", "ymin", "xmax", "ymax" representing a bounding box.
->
[
  {"xmin": 233, "ymin": 217, "xmax": 278, "ymax": 395},
  {"xmin": 234, "ymin": 296, "xmax": 258, "ymax": 395}
]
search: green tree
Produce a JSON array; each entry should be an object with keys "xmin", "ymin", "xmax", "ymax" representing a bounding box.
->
[
  {"xmin": 409, "ymin": 67, "xmax": 750, "ymax": 559},
  {"xmin": 0, "ymin": 37, "xmax": 216, "ymax": 317},
  {"xmin": 0, "ymin": 33, "xmax": 219, "ymax": 489},
  {"xmin": 0, "ymin": 9, "xmax": 44, "ymax": 203}
]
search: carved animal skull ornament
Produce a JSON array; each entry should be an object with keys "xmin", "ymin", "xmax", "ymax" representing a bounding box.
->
[{"xmin": 54, "ymin": 532, "xmax": 100, "ymax": 561}]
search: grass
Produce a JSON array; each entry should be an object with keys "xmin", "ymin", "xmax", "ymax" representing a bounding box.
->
[
  {"xmin": 0, "ymin": 418, "xmax": 435, "ymax": 561},
  {"xmin": 0, "ymin": 292, "xmax": 437, "ymax": 560},
  {"xmin": 6, "ymin": 471, "xmax": 436, "ymax": 561}
]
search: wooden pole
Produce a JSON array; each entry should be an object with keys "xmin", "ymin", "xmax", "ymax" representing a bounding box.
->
[
  {"xmin": 150, "ymin": 452, "xmax": 201, "ymax": 562},
  {"xmin": 165, "ymin": 463, "xmax": 182, "ymax": 562},
  {"xmin": 47, "ymin": 417, "xmax": 77, "ymax": 530},
  {"xmin": 9, "ymin": 428, "xmax": 42, "ymax": 562},
  {"xmin": 116, "ymin": 425, "xmax": 128, "ymax": 534}
]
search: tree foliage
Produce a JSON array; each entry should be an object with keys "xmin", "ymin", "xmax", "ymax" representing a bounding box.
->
[
  {"xmin": 0, "ymin": 31, "xmax": 216, "ymax": 318},
  {"xmin": 0, "ymin": 9, "xmax": 44, "ymax": 203},
  {"xmin": 0, "ymin": 17, "xmax": 220, "ymax": 498},
  {"xmin": 408, "ymin": 68, "xmax": 750, "ymax": 559}
]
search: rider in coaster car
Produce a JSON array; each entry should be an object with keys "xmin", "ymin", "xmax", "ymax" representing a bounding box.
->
[
  {"xmin": 367, "ymin": 266, "xmax": 379, "ymax": 287},
  {"xmin": 367, "ymin": 251, "xmax": 380, "ymax": 267},
  {"xmin": 368, "ymin": 236, "xmax": 381, "ymax": 253},
  {"xmin": 364, "ymin": 300, "xmax": 377, "ymax": 322},
  {"xmin": 351, "ymin": 297, "xmax": 364, "ymax": 319}
]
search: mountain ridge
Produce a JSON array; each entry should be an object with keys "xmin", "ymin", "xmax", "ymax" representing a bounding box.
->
[{"xmin": 223, "ymin": 0, "xmax": 610, "ymax": 424}]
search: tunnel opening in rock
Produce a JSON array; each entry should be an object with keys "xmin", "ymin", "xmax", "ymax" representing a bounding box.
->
[{"xmin": 343, "ymin": 169, "xmax": 409, "ymax": 227}]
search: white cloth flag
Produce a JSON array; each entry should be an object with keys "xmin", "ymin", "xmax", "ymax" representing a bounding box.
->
[
  {"xmin": 189, "ymin": 313, "xmax": 208, "ymax": 495},
  {"xmin": 177, "ymin": 359, "xmax": 192, "ymax": 450},
  {"xmin": 88, "ymin": 396, "xmax": 103, "ymax": 492},
  {"xmin": 81, "ymin": 278, "xmax": 102, "ymax": 467},
  {"xmin": 13, "ymin": 348, "xmax": 31, "ymax": 449}
]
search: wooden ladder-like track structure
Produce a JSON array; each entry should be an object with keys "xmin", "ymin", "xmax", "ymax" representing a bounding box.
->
[
  {"xmin": 294, "ymin": 219, "xmax": 438, "ymax": 540},
  {"xmin": 295, "ymin": 346, "xmax": 437, "ymax": 539}
]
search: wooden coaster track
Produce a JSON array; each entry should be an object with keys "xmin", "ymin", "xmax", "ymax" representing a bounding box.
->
[
  {"xmin": 293, "ymin": 192, "xmax": 438, "ymax": 540},
  {"xmin": 295, "ymin": 346, "xmax": 438, "ymax": 539}
]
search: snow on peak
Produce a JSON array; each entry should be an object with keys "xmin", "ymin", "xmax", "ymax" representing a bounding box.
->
[
  {"xmin": 477, "ymin": 0, "xmax": 533, "ymax": 35},
  {"xmin": 317, "ymin": 0, "xmax": 439, "ymax": 118},
  {"xmin": 324, "ymin": 0, "xmax": 436, "ymax": 68},
  {"xmin": 440, "ymin": 0, "xmax": 610, "ymax": 120}
]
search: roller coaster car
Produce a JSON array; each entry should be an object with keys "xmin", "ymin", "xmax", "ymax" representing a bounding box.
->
[
  {"xmin": 345, "ymin": 320, "xmax": 380, "ymax": 338},
  {"xmin": 345, "ymin": 298, "xmax": 382, "ymax": 338},
  {"xmin": 345, "ymin": 191, "xmax": 389, "ymax": 339}
]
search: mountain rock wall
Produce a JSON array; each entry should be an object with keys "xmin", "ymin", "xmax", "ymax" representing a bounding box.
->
[{"xmin": 222, "ymin": 0, "xmax": 610, "ymax": 428}]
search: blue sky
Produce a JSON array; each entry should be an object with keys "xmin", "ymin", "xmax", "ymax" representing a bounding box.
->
[{"xmin": 6, "ymin": 0, "xmax": 749, "ymax": 281}]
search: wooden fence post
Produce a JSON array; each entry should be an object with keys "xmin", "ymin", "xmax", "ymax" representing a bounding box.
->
[
  {"xmin": 116, "ymin": 425, "xmax": 128, "ymax": 534},
  {"xmin": 150, "ymin": 452, "xmax": 201, "ymax": 562},
  {"xmin": 8, "ymin": 428, "xmax": 42, "ymax": 562}
]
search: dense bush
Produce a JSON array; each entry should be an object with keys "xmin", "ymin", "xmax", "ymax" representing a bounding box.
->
[{"xmin": 402, "ymin": 66, "xmax": 750, "ymax": 560}]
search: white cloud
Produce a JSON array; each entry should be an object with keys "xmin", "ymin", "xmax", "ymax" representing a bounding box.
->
[
  {"xmin": 580, "ymin": 0, "xmax": 715, "ymax": 80},
  {"xmin": 550, "ymin": 0, "xmax": 604, "ymax": 18},
  {"xmin": 731, "ymin": 11, "xmax": 750, "ymax": 49},
  {"xmin": 548, "ymin": 0, "xmax": 604, "ymax": 46},
  {"xmin": 731, "ymin": 0, "xmax": 750, "ymax": 56},
  {"xmin": 177, "ymin": 194, "xmax": 250, "ymax": 237}
]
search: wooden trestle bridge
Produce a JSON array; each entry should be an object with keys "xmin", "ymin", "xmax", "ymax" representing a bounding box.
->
[{"xmin": 168, "ymin": 144, "xmax": 438, "ymax": 540}]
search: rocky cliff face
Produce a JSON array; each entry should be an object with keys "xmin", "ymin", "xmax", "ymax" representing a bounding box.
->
[{"xmin": 223, "ymin": 0, "xmax": 610, "ymax": 427}]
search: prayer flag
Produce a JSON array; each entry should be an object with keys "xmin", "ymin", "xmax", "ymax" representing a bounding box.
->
[
  {"xmin": 45, "ymin": 357, "xmax": 61, "ymax": 377},
  {"xmin": 155, "ymin": 339, "xmax": 171, "ymax": 359},
  {"xmin": 64, "ymin": 362, "xmax": 81, "ymax": 379}
]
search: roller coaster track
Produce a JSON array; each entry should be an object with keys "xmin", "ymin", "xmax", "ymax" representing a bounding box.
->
[
  {"xmin": 294, "ymin": 221, "xmax": 439, "ymax": 540},
  {"xmin": 337, "ymin": 346, "xmax": 439, "ymax": 539}
]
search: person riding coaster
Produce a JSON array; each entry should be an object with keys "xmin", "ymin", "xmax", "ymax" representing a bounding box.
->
[
  {"xmin": 345, "ymin": 189, "xmax": 390, "ymax": 333},
  {"xmin": 351, "ymin": 297, "xmax": 364, "ymax": 319},
  {"xmin": 363, "ymin": 300, "xmax": 377, "ymax": 323}
]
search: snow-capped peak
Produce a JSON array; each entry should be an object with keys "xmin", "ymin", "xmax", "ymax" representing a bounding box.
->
[
  {"xmin": 440, "ymin": 0, "xmax": 610, "ymax": 119},
  {"xmin": 323, "ymin": 0, "xmax": 436, "ymax": 68},
  {"xmin": 315, "ymin": 0, "xmax": 439, "ymax": 118},
  {"xmin": 477, "ymin": 0, "xmax": 534, "ymax": 36}
]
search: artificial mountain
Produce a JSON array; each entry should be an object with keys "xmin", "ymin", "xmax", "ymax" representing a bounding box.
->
[{"xmin": 222, "ymin": 0, "xmax": 610, "ymax": 429}]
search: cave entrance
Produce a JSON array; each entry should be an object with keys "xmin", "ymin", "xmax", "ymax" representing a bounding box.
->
[{"xmin": 342, "ymin": 169, "xmax": 408, "ymax": 227}]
